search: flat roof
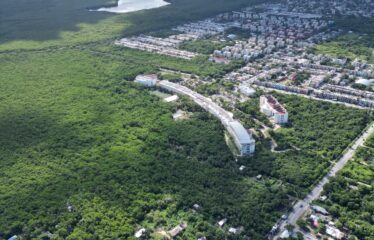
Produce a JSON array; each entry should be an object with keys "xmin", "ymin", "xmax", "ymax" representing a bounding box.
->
[
  {"xmin": 229, "ymin": 121, "xmax": 254, "ymax": 144},
  {"xmin": 135, "ymin": 74, "xmax": 158, "ymax": 81}
]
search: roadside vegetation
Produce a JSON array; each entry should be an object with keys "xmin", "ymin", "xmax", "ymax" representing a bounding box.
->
[{"xmin": 315, "ymin": 134, "xmax": 374, "ymax": 239}]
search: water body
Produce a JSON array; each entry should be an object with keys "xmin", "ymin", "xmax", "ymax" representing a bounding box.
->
[{"xmin": 97, "ymin": 0, "xmax": 170, "ymax": 13}]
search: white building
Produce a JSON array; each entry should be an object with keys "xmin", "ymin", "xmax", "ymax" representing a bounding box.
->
[
  {"xmin": 260, "ymin": 95, "xmax": 288, "ymax": 124},
  {"xmin": 326, "ymin": 225, "xmax": 345, "ymax": 240},
  {"xmin": 280, "ymin": 230, "xmax": 290, "ymax": 239},
  {"xmin": 164, "ymin": 95, "xmax": 179, "ymax": 102},
  {"xmin": 168, "ymin": 223, "xmax": 187, "ymax": 238},
  {"xmin": 238, "ymin": 85, "xmax": 256, "ymax": 97},
  {"xmin": 134, "ymin": 74, "xmax": 158, "ymax": 87},
  {"xmin": 217, "ymin": 218, "xmax": 227, "ymax": 227},
  {"xmin": 228, "ymin": 121, "xmax": 256, "ymax": 155},
  {"xmin": 134, "ymin": 228, "xmax": 146, "ymax": 238},
  {"xmin": 158, "ymin": 81, "xmax": 256, "ymax": 156}
]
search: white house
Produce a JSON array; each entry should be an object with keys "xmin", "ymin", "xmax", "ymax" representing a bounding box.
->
[
  {"xmin": 217, "ymin": 218, "xmax": 227, "ymax": 227},
  {"xmin": 260, "ymin": 95, "xmax": 288, "ymax": 124},
  {"xmin": 134, "ymin": 228, "xmax": 146, "ymax": 238}
]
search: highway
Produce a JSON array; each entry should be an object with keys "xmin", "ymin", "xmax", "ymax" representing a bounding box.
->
[{"xmin": 271, "ymin": 121, "xmax": 374, "ymax": 239}]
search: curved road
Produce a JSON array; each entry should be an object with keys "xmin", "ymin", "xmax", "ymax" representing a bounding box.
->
[{"xmin": 272, "ymin": 122, "xmax": 374, "ymax": 239}]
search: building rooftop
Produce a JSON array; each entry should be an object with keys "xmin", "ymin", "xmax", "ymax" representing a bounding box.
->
[
  {"xmin": 135, "ymin": 74, "xmax": 158, "ymax": 81},
  {"xmin": 356, "ymin": 79, "xmax": 373, "ymax": 87},
  {"xmin": 229, "ymin": 121, "xmax": 254, "ymax": 144},
  {"xmin": 264, "ymin": 95, "xmax": 287, "ymax": 114}
]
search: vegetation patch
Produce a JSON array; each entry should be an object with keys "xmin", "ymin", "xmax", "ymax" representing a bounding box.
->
[
  {"xmin": 315, "ymin": 135, "xmax": 374, "ymax": 239},
  {"xmin": 313, "ymin": 34, "xmax": 374, "ymax": 63},
  {"xmin": 238, "ymin": 93, "xmax": 372, "ymax": 195},
  {"xmin": 0, "ymin": 48, "xmax": 290, "ymax": 239}
]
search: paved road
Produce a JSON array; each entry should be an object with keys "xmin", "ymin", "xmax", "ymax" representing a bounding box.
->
[
  {"xmin": 271, "ymin": 122, "xmax": 374, "ymax": 239},
  {"xmin": 254, "ymin": 85, "xmax": 370, "ymax": 110}
]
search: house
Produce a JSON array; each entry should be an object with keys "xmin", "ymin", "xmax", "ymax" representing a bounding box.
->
[
  {"xmin": 319, "ymin": 195, "xmax": 327, "ymax": 201},
  {"xmin": 134, "ymin": 74, "xmax": 158, "ymax": 87},
  {"xmin": 310, "ymin": 214, "xmax": 319, "ymax": 228},
  {"xmin": 229, "ymin": 227, "xmax": 243, "ymax": 234},
  {"xmin": 280, "ymin": 230, "xmax": 290, "ymax": 239},
  {"xmin": 168, "ymin": 223, "xmax": 188, "ymax": 238},
  {"xmin": 164, "ymin": 95, "xmax": 179, "ymax": 102},
  {"xmin": 260, "ymin": 95, "xmax": 288, "ymax": 124},
  {"xmin": 271, "ymin": 224, "xmax": 279, "ymax": 234},
  {"xmin": 134, "ymin": 228, "xmax": 146, "ymax": 238},
  {"xmin": 238, "ymin": 85, "xmax": 256, "ymax": 97},
  {"xmin": 326, "ymin": 225, "xmax": 345, "ymax": 240},
  {"xmin": 217, "ymin": 218, "xmax": 227, "ymax": 227},
  {"xmin": 311, "ymin": 205, "xmax": 328, "ymax": 215},
  {"xmin": 193, "ymin": 204, "xmax": 201, "ymax": 210}
]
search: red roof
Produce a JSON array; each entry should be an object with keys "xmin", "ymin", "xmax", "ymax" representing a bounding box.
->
[{"xmin": 265, "ymin": 95, "xmax": 287, "ymax": 114}]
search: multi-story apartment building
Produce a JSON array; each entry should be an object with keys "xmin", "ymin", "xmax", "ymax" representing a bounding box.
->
[{"xmin": 260, "ymin": 95, "xmax": 289, "ymax": 124}]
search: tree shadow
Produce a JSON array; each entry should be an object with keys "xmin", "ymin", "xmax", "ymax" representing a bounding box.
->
[
  {"xmin": 0, "ymin": 0, "xmax": 256, "ymax": 45},
  {"xmin": 0, "ymin": 110, "xmax": 71, "ymax": 158},
  {"xmin": 0, "ymin": 0, "xmax": 116, "ymax": 44}
]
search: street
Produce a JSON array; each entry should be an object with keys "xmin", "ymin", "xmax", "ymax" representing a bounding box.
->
[{"xmin": 272, "ymin": 122, "xmax": 374, "ymax": 239}]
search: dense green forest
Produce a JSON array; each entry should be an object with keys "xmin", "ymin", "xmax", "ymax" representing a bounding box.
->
[
  {"xmin": 315, "ymin": 135, "xmax": 374, "ymax": 240},
  {"xmin": 0, "ymin": 48, "xmax": 292, "ymax": 239},
  {"xmin": 1, "ymin": 0, "xmax": 373, "ymax": 239},
  {"xmin": 333, "ymin": 16, "xmax": 374, "ymax": 35},
  {"xmin": 0, "ymin": 0, "xmax": 264, "ymax": 51}
]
